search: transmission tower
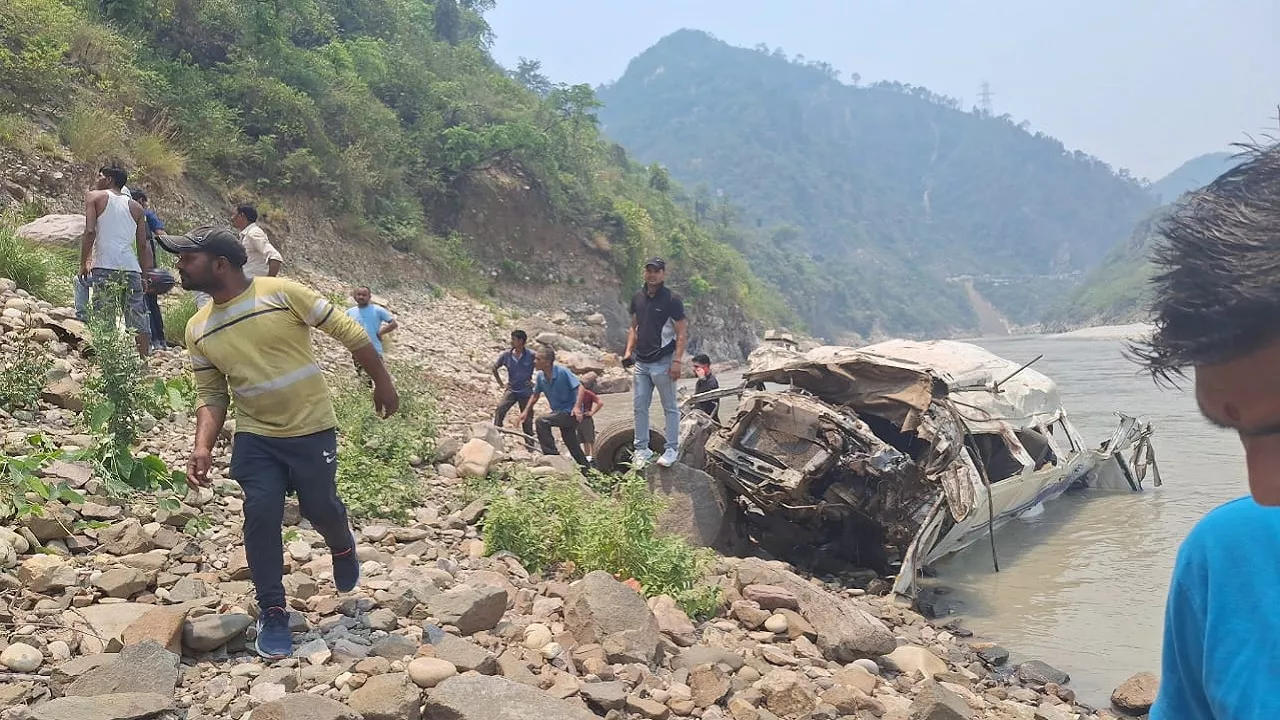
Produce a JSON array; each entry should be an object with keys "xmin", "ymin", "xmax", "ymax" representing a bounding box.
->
[{"xmin": 978, "ymin": 82, "xmax": 994, "ymax": 115}]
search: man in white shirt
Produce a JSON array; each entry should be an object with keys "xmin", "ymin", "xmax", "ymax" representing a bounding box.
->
[
  {"xmin": 79, "ymin": 166, "xmax": 154, "ymax": 357},
  {"xmin": 192, "ymin": 203, "xmax": 283, "ymax": 308}
]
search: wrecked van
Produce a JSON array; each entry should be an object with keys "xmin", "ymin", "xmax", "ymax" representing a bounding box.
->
[{"xmin": 700, "ymin": 339, "xmax": 1159, "ymax": 596}]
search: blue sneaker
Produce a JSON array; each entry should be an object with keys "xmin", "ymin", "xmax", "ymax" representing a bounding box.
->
[
  {"xmin": 332, "ymin": 532, "xmax": 360, "ymax": 593},
  {"xmin": 255, "ymin": 606, "xmax": 292, "ymax": 660}
]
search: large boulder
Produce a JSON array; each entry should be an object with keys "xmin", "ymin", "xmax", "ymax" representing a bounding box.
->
[
  {"xmin": 251, "ymin": 694, "xmax": 363, "ymax": 720},
  {"xmin": 564, "ymin": 570, "xmax": 662, "ymax": 665},
  {"xmin": 426, "ymin": 584, "xmax": 508, "ymax": 636},
  {"xmin": 183, "ymin": 613, "xmax": 253, "ymax": 652},
  {"xmin": 17, "ymin": 214, "xmax": 85, "ymax": 246},
  {"xmin": 28, "ymin": 692, "xmax": 180, "ymax": 720},
  {"xmin": 455, "ymin": 439, "xmax": 497, "ymax": 478},
  {"xmin": 64, "ymin": 640, "xmax": 179, "ymax": 698},
  {"xmin": 731, "ymin": 557, "xmax": 896, "ymax": 661},
  {"xmin": 908, "ymin": 680, "xmax": 973, "ymax": 719},
  {"xmin": 19, "ymin": 554, "xmax": 78, "ymax": 593},
  {"xmin": 347, "ymin": 672, "xmax": 420, "ymax": 720},
  {"xmin": 1111, "ymin": 672, "xmax": 1159, "ymax": 715},
  {"xmin": 425, "ymin": 675, "xmax": 597, "ymax": 720},
  {"xmin": 559, "ymin": 351, "xmax": 605, "ymax": 376},
  {"xmin": 644, "ymin": 462, "xmax": 730, "ymax": 548}
]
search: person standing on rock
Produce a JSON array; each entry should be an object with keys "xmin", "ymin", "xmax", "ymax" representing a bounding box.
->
[
  {"xmin": 158, "ymin": 225, "xmax": 399, "ymax": 661},
  {"xmin": 516, "ymin": 347, "xmax": 590, "ymax": 469},
  {"xmin": 1130, "ymin": 142, "xmax": 1280, "ymax": 719},
  {"xmin": 346, "ymin": 286, "xmax": 398, "ymax": 384},
  {"xmin": 492, "ymin": 329, "xmax": 536, "ymax": 451},
  {"xmin": 622, "ymin": 257, "xmax": 687, "ymax": 468},
  {"xmin": 79, "ymin": 166, "xmax": 154, "ymax": 357}
]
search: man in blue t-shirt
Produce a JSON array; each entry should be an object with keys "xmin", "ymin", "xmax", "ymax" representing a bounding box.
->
[
  {"xmin": 131, "ymin": 190, "xmax": 169, "ymax": 350},
  {"xmin": 345, "ymin": 287, "xmax": 398, "ymax": 382},
  {"xmin": 516, "ymin": 346, "xmax": 589, "ymax": 469},
  {"xmin": 1131, "ymin": 142, "xmax": 1280, "ymax": 719},
  {"xmin": 492, "ymin": 330, "xmax": 536, "ymax": 451}
]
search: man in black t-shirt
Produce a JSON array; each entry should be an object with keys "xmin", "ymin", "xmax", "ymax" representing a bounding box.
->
[{"xmin": 623, "ymin": 257, "xmax": 688, "ymax": 468}]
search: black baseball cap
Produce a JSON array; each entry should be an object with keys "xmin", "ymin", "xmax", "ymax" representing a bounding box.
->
[
  {"xmin": 156, "ymin": 226, "xmax": 248, "ymax": 268},
  {"xmin": 644, "ymin": 256, "xmax": 666, "ymax": 270}
]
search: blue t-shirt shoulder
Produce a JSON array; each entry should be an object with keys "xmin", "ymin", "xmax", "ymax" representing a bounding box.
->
[
  {"xmin": 499, "ymin": 348, "xmax": 535, "ymax": 395},
  {"xmin": 1151, "ymin": 496, "xmax": 1280, "ymax": 719},
  {"xmin": 534, "ymin": 364, "xmax": 580, "ymax": 414},
  {"xmin": 346, "ymin": 304, "xmax": 393, "ymax": 355}
]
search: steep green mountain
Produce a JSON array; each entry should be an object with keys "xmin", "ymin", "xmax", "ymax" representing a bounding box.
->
[
  {"xmin": 1046, "ymin": 151, "xmax": 1242, "ymax": 327},
  {"xmin": 1149, "ymin": 151, "xmax": 1237, "ymax": 204},
  {"xmin": 0, "ymin": 1, "xmax": 793, "ymax": 344},
  {"xmin": 596, "ymin": 29, "xmax": 1158, "ymax": 338}
]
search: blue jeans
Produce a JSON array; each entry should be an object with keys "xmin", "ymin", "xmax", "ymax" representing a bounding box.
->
[
  {"xmin": 73, "ymin": 274, "xmax": 89, "ymax": 321},
  {"xmin": 634, "ymin": 355, "xmax": 680, "ymax": 455}
]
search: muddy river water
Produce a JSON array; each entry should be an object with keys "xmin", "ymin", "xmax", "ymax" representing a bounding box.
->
[{"xmin": 616, "ymin": 330, "xmax": 1240, "ymax": 705}]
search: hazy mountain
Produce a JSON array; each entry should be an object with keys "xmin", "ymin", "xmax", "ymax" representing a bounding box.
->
[
  {"xmin": 1148, "ymin": 151, "xmax": 1238, "ymax": 204},
  {"xmin": 596, "ymin": 29, "xmax": 1157, "ymax": 337}
]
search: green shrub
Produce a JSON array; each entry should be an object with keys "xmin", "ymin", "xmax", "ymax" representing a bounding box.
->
[
  {"xmin": 60, "ymin": 103, "xmax": 124, "ymax": 162},
  {"xmin": 0, "ymin": 337, "xmax": 50, "ymax": 410},
  {"xmin": 0, "ymin": 223, "xmax": 71, "ymax": 304},
  {"xmin": 131, "ymin": 131, "xmax": 187, "ymax": 185},
  {"xmin": 162, "ymin": 293, "xmax": 197, "ymax": 347},
  {"xmin": 476, "ymin": 470, "xmax": 722, "ymax": 618},
  {"xmin": 333, "ymin": 361, "xmax": 438, "ymax": 521},
  {"xmin": 0, "ymin": 434, "xmax": 84, "ymax": 522}
]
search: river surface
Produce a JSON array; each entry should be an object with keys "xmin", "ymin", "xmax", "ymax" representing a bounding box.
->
[{"xmin": 926, "ymin": 333, "xmax": 1244, "ymax": 706}]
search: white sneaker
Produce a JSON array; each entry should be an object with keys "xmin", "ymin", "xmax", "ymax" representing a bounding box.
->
[
  {"xmin": 632, "ymin": 449, "xmax": 655, "ymax": 468},
  {"xmin": 656, "ymin": 448, "xmax": 679, "ymax": 468}
]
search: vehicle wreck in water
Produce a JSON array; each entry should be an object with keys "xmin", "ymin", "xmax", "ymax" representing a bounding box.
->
[{"xmin": 694, "ymin": 339, "xmax": 1161, "ymax": 597}]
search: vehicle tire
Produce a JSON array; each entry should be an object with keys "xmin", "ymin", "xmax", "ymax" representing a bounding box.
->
[{"xmin": 592, "ymin": 419, "xmax": 666, "ymax": 474}]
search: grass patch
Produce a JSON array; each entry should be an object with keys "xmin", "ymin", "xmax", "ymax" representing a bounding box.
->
[
  {"xmin": 0, "ymin": 336, "xmax": 51, "ymax": 410},
  {"xmin": 473, "ymin": 470, "xmax": 722, "ymax": 619},
  {"xmin": 0, "ymin": 222, "xmax": 73, "ymax": 305},
  {"xmin": 60, "ymin": 104, "xmax": 124, "ymax": 163},
  {"xmin": 333, "ymin": 360, "xmax": 438, "ymax": 522},
  {"xmin": 161, "ymin": 292, "xmax": 198, "ymax": 347},
  {"xmin": 131, "ymin": 131, "xmax": 187, "ymax": 185}
]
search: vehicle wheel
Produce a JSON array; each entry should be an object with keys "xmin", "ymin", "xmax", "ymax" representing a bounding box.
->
[{"xmin": 593, "ymin": 419, "xmax": 666, "ymax": 474}]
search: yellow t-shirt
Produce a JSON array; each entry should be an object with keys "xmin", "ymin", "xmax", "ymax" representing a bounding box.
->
[{"xmin": 185, "ymin": 277, "xmax": 371, "ymax": 437}]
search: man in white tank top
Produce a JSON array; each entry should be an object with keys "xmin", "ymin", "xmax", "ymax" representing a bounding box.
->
[{"xmin": 79, "ymin": 166, "xmax": 155, "ymax": 357}]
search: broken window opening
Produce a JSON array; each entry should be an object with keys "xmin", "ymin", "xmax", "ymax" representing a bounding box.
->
[
  {"xmin": 969, "ymin": 433, "xmax": 1024, "ymax": 482},
  {"xmin": 1016, "ymin": 428, "xmax": 1057, "ymax": 470}
]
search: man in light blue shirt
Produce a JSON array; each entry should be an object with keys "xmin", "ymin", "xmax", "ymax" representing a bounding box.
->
[
  {"xmin": 517, "ymin": 347, "xmax": 589, "ymax": 470},
  {"xmin": 346, "ymin": 287, "xmax": 398, "ymax": 380},
  {"xmin": 1131, "ymin": 142, "xmax": 1280, "ymax": 719}
]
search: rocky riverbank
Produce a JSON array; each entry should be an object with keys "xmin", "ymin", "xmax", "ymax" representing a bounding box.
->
[{"xmin": 0, "ymin": 278, "xmax": 1158, "ymax": 720}]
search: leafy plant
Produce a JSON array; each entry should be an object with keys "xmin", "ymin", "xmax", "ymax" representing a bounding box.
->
[
  {"xmin": 0, "ymin": 336, "xmax": 51, "ymax": 410},
  {"xmin": 59, "ymin": 103, "xmax": 124, "ymax": 162},
  {"xmin": 476, "ymin": 469, "xmax": 721, "ymax": 618},
  {"xmin": 332, "ymin": 361, "xmax": 438, "ymax": 521},
  {"xmin": 0, "ymin": 434, "xmax": 84, "ymax": 522}
]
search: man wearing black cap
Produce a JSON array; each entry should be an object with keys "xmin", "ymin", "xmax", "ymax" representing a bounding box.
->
[
  {"xmin": 157, "ymin": 226, "xmax": 399, "ymax": 660},
  {"xmin": 623, "ymin": 257, "xmax": 688, "ymax": 468}
]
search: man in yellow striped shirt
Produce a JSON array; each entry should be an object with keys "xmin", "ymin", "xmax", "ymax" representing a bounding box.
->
[{"xmin": 158, "ymin": 226, "xmax": 399, "ymax": 660}]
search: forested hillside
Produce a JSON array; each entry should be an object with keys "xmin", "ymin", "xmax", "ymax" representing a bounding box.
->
[
  {"xmin": 0, "ymin": 1, "xmax": 793, "ymax": 337},
  {"xmin": 1045, "ymin": 150, "xmax": 1243, "ymax": 327},
  {"xmin": 597, "ymin": 29, "xmax": 1158, "ymax": 338}
]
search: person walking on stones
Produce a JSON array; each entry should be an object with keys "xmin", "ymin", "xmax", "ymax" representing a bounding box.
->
[
  {"xmin": 622, "ymin": 257, "xmax": 687, "ymax": 468},
  {"xmin": 346, "ymin": 286, "xmax": 398, "ymax": 384},
  {"xmin": 492, "ymin": 329, "xmax": 536, "ymax": 451},
  {"xmin": 79, "ymin": 166, "xmax": 154, "ymax": 357},
  {"xmin": 159, "ymin": 226, "xmax": 399, "ymax": 661},
  {"xmin": 516, "ymin": 347, "xmax": 590, "ymax": 469},
  {"xmin": 1130, "ymin": 142, "xmax": 1280, "ymax": 719}
]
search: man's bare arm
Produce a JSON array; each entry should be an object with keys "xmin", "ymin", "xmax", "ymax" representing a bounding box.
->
[
  {"xmin": 131, "ymin": 202, "xmax": 154, "ymax": 272},
  {"xmin": 624, "ymin": 314, "xmax": 638, "ymax": 359},
  {"xmin": 378, "ymin": 318, "xmax": 399, "ymax": 337},
  {"xmin": 267, "ymin": 259, "xmax": 283, "ymax": 276},
  {"xmin": 351, "ymin": 343, "xmax": 399, "ymax": 417},
  {"xmin": 80, "ymin": 192, "xmax": 101, "ymax": 274},
  {"xmin": 673, "ymin": 318, "xmax": 689, "ymax": 361},
  {"xmin": 187, "ymin": 405, "xmax": 228, "ymax": 488}
]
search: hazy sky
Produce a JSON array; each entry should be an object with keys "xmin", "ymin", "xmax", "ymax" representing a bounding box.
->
[{"xmin": 487, "ymin": 0, "xmax": 1278, "ymax": 180}]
